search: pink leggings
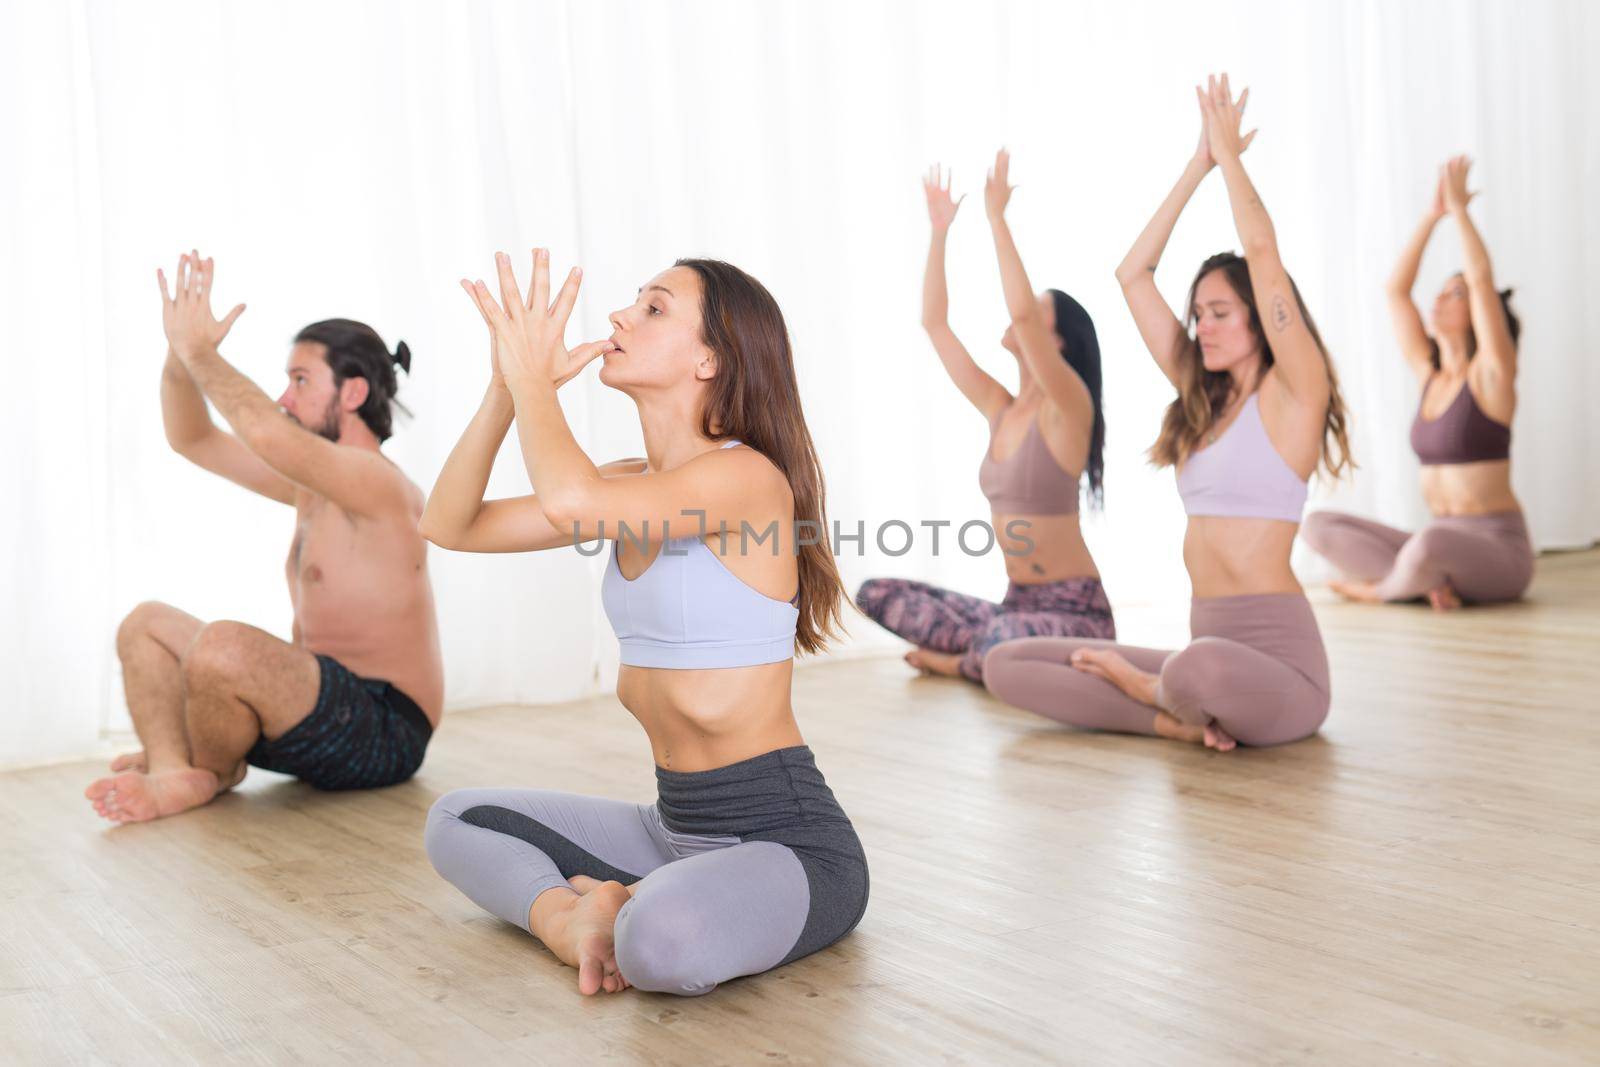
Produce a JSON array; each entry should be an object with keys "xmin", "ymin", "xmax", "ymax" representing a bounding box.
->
[
  {"xmin": 1301, "ymin": 509, "xmax": 1533, "ymax": 603},
  {"xmin": 983, "ymin": 594, "xmax": 1330, "ymax": 747}
]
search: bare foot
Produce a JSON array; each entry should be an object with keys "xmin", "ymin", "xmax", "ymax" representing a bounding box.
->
[
  {"xmin": 1153, "ymin": 710, "xmax": 1206, "ymax": 745},
  {"xmin": 1427, "ymin": 584, "xmax": 1462, "ymax": 612},
  {"xmin": 904, "ymin": 648, "xmax": 964, "ymax": 678},
  {"xmin": 110, "ymin": 751, "xmax": 147, "ymax": 772},
  {"xmin": 85, "ymin": 767, "xmax": 221, "ymax": 823},
  {"xmin": 1153, "ymin": 711, "xmax": 1238, "ymax": 753},
  {"xmin": 1204, "ymin": 722, "xmax": 1238, "ymax": 752},
  {"xmin": 1328, "ymin": 578, "xmax": 1382, "ymax": 604},
  {"xmin": 1071, "ymin": 647, "xmax": 1160, "ymax": 706},
  {"xmin": 535, "ymin": 881, "xmax": 634, "ymax": 995}
]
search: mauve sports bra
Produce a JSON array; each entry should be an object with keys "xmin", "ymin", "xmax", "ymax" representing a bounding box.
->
[
  {"xmin": 1175, "ymin": 392, "xmax": 1308, "ymax": 524},
  {"xmin": 1410, "ymin": 375, "xmax": 1511, "ymax": 466},
  {"xmin": 978, "ymin": 408, "xmax": 1082, "ymax": 515}
]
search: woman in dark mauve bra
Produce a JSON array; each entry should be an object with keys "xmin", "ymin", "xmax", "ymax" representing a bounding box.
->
[
  {"xmin": 855, "ymin": 150, "xmax": 1115, "ymax": 683},
  {"xmin": 1302, "ymin": 156, "xmax": 1531, "ymax": 610}
]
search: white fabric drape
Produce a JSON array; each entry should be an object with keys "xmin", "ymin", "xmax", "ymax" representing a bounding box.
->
[{"xmin": 3, "ymin": 0, "xmax": 1595, "ymax": 766}]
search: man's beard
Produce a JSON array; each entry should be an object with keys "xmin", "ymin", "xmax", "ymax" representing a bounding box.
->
[{"xmin": 289, "ymin": 397, "xmax": 342, "ymax": 443}]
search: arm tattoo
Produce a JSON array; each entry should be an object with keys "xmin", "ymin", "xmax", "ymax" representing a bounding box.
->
[{"xmin": 1271, "ymin": 295, "xmax": 1292, "ymax": 333}]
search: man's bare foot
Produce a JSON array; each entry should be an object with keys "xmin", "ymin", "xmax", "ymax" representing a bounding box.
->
[
  {"xmin": 904, "ymin": 648, "xmax": 963, "ymax": 678},
  {"xmin": 1071, "ymin": 647, "xmax": 1160, "ymax": 706},
  {"xmin": 110, "ymin": 751, "xmax": 147, "ymax": 772},
  {"xmin": 84, "ymin": 767, "xmax": 221, "ymax": 823},
  {"xmin": 1427, "ymin": 584, "xmax": 1462, "ymax": 612},
  {"xmin": 534, "ymin": 881, "xmax": 634, "ymax": 995},
  {"xmin": 1328, "ymin": 578, "xmax": 1382, "ymax": 604}
]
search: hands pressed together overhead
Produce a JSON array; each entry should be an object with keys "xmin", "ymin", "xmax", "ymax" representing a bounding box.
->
[
  {"xmin": 1194, "ymin": 72, "xmax": 1256, "ymax": 169},
  {"xmin": 460, "ymin": 249, "xmax": 615, "ymax": 392},
  {"xmin": 1440, "ymin": 153, "xmax": 1476, "ymax": 213},
  {"xmin": 156, "ymin": 250, "xmax": 246, "ymax": 363}
]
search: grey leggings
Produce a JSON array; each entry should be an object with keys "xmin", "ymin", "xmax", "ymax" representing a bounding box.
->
[
  {"xmin": 1301, "ymin": 509, "xmax": 1533, "ymax": 603},
  {"xmin": 984, "ymin": 593, "xmax": 1331, "ymax": 747},
  {"xmin": 424, "ymin": 746, "xmax": 868, "ymax": 996}
]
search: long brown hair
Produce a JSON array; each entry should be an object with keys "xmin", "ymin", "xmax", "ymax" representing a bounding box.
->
[
  {"xmin": 1149, "ymin": 252, "xmax": 1353, "ymax": 479},
  {"xmin": 677, "ymin": 258, "xmax": 846, "ymax": 656}
]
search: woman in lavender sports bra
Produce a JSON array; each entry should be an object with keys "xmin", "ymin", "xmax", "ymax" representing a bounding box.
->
[
  {"xmin": 1302, "ymin": 156, "xmax": 1530, "ymax": 610},
  {"xmin": 985, "ymin": 75, "xmax": 1353, "ymax": 751},
  {"xmin": 419, "ymin": 252, "xmax": 865, "ymax": 997},
  {"xmin": 855, "ymin": 150, "xmax": 1115, "ymax": 682}
]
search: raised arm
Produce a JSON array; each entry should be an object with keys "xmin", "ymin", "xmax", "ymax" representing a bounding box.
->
[
  {"xmin": 159, "ymin": 345, "xmax": 295, "ymax": 505},
  {"xmin": 920, "ymin": 165, "xmax": 1010, "ymax": 419},
  {"xmin": 1442, "ymin": 155, "xmax": 1517, "ymax": 383},
  {"xmin": 1203, "ymin": 75, "xmax": 1329, "ymax": 407},
  {"xmin": 1386, "ymin": 176, "xmax": 1445, "ymax": 384},
  {"xmin": 159, "ymin": 252, "xmax": 409, "ymax": 518},
  {"xmin": 1114, "ymin": 92, "xmax": 1226, "ymax": 385},
  {"xmin": 420, "ymin": 284, "xmax": 641, "ymax": 552},
  {"xmin": 984, "ymin": 150, "xmax": 1091, "ymax": 416}
]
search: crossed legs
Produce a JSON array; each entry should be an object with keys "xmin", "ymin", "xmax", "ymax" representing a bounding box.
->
[{"xmin": 86, "ymin": 600, "xmax": 321, "ymax": 822}]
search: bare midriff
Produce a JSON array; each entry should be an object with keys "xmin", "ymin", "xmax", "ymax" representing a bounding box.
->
[
  {"xmin": 1182, "ymin": 516, "xmax": 1302, "ymax": 598},
  {"xmin": 616, "ymin": 660, "xmax": 804, "ymax": 772},
  {"xmin": 993, "ymin": 511, "xmax": 1100, "ymax": 585},
  {"xmin": 1419, "ymin": 460, "xmax": 1520, "ymax": 517}
]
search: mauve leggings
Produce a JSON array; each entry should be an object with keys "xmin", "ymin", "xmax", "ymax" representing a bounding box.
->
[
  {"xmin": 983, "ymin": 593, "xmax": 1331, "ymax": 747},
  {"xmin": 1300, "ymin": 509, "xmax": 1533, "ymax": 603}
]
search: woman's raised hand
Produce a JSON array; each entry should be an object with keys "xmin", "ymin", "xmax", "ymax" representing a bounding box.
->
[
  {"xmin": 458, "ymin": 276, "xmax": 507, "ymax": 391},
  {"xmin": 1441, "ymin": 154, "xmax": 1476, "ymax": 213},
  {"xmin": 923, "ymin": 164, "xmax": 964, "ymax": 232},
  {"xmin": 460, "ymin": 249, "xmax": 614, "ymax": 390},
  {"xmin": 1192, "ymin": 83, "xmax": 1215, "ymax": 170},
  {"xmin": 1198, "ymin": 73, "xmax": 1256, "ymax": 165},
  {"xmin": 983, "ymin": 148, "xmax": 1014, "ymax": 221}
]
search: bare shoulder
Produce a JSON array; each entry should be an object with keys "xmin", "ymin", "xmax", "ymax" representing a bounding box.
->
[
  {"xmin": 357, "ymin": 448, "xmax": 423, "ymax": 519},
  {"xmin": 710, "ymin": 442, "xmax": 793, "ymax": 505}
]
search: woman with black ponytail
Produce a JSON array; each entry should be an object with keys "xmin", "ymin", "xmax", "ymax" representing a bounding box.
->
[
  {"xmin": 1302, "ymin": 155, "xmax": 1532, "ymax": 609},
  {"xmin": 854, "ymin": 150, "xmax": 1116, "ymax": 683}
]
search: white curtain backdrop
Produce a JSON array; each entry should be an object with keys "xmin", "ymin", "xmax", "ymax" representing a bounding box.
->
[{"xmin": 3, "ymin": 0, "xmax": 1596, "ymax": 766}]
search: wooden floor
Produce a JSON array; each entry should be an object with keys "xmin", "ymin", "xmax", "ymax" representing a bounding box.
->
[{"xmin": 4, "ymin": 551, "xmax": 1599, "ymax": 1065}]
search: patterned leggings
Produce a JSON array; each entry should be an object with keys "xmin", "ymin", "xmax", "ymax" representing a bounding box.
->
[{"xmin": 855, "ymin": 576, "xmax": 1116, "ymax": 682}]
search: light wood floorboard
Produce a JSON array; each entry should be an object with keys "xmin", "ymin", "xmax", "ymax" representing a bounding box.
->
[{"xmin": 3, "ymin": 551, "xmax": 1598, "ymax": 1064}]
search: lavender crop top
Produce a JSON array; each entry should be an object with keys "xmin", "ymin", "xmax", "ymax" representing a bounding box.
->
[
  {"xmin": 1175, "ymin": 393, "xmax": 1308, "ymax": 523},
  {"xmin": 600, "ymin": 441, "xmax": 800, "ymax": 669}
]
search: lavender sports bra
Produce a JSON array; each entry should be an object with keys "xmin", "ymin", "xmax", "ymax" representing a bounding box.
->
[
  {"xmin": 978, "ymin": 408, "xmax": 1081, "ymax": 515},
  {"xmin": 1410, "ymin": 375, "xmax": 1511, "ymax": 466},
  {"xmin": 600, "ymin": 440, "xmax": 800, "ymax": 669},
  {"xmin": 1175, "ymin": 393, "xmax": 1308, "ymax": 523}
]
